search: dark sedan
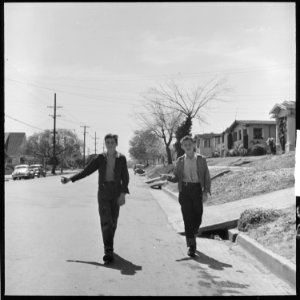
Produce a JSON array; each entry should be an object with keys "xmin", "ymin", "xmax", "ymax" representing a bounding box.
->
[{"xmin": 29, "ymin": 164, "xmax": 47, "ymax": 178}]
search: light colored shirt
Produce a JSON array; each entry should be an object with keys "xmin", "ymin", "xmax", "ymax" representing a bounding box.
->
[
  {"xmin": 105, "ymin": 152, "xmax": 116, "ymax": 181},
  {"xmin": 182, "ymin": 152, "xmax": 200, "ymax": 183}
]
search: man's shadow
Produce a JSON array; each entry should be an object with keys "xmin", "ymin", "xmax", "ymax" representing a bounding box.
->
[
  {"xmin": 67, "ymin": 253, "xmax": 142, "ymax": 276},
  {"xmin": 176, "ymin": 250, "xmax": 232, "ymax": 271}
]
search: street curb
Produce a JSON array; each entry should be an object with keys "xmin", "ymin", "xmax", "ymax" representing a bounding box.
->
[
  {"xmin": 229, "ymin": 229, "xmax": 296, "ymax": 289},
  {"xmin": 162, "ymin": 185, "xmax": 178, "ymax": 200}
]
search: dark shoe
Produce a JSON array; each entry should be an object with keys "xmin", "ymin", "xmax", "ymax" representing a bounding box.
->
[
  {"xmin": 187, "ymin": 246, "xmax": 196, "ymax": 257},
  {"xmin": 103, "ymin": 252, "xmax": 114, "ymax": 264}
]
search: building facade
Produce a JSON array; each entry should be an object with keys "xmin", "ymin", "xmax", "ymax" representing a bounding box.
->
[
  {"xmin": 195, "ymin": 120, "xmax": 276, "ymax": 157},
  {"xmin": 223, "ymin": 120, "xmax": 276, "ymax": 151},
  {"xmin": 269, "ymin": 101, "xmax": 295, "ymax": 153},
  {"xmin": 194, "ymin": 133, "xmax": 223, "ymax": 157},
  {"xmin": 5, "ymin": 132, "xmax": 27, "ymax": 167}
]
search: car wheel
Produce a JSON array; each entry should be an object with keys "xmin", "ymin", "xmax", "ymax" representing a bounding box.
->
[{"xmin": 13, "ymin": 177, "xmax": 16, "ymax": 181}]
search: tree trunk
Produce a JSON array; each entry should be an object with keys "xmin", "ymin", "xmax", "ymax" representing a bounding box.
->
[{"xmin": 166, "ymin": 146, "xmax": 173, "ymax": 164}]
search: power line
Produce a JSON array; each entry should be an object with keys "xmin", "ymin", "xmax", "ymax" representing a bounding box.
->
[
  {"xmin": 61, "ymin": 107, "xmax": 86, "ymax": 125},
  {"xmin": 5, "ymin": 113, "xmax": 44, "ymax": 131},
  {"xmin": 24, "ymin": 63, "xmax": 294, "ymax": 82},
  {"xmin": 5, "ymin": 78, "xmax": 141, "ymax": 105}
]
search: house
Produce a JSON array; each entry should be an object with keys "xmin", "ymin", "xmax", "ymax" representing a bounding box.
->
[
  {"xmin": 269, "ymin": 100, "xmax": 295, "ymax": 153},
  {"xmin": 5, "ymin": 132, "xmax": 27, "ymax": 167},
  {"xmin": 195, "ymin": 119, "xmax": 276, "ymax": 157},
  {"xmin": 194, "ymin": 133, "xmax": 223, "ymax": 157},
  {"xmin": 222, "ymin": 120, "xmax": 276, "ymax": 151}
]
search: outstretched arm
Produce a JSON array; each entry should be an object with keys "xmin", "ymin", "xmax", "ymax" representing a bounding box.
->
[
  {"xmin": 61, "ymin": 155, "xmax": 100, "ymax": 184},
  {"xmin": 160, "ymin": 160, "xmax": 179, "ymax": 183}
]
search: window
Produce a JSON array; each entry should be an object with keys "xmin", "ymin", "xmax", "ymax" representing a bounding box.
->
[
  {"xmin": 239, "ymin": 130, "xmax": 242, "ymax": 140},
  {"xmin": 243, "ymin": 129, "xmax": 247, "ymax": 136},
  {"xmin": 222, "ymin": 134, "xmax": 224, "ymax": 143},
  {"xmin": 204, "ymin": 139, "xmax": 210, "ymax": 148},
  {"xmin": 253, "ymin": 128, "xmax": 263, "ymax": 139},
  {"xmin": 233, "ymin": 132, "xmax": 237, "ymax": 142}
]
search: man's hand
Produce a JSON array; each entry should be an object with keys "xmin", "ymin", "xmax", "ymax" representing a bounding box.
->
[
  {"xmin": 61, "ymin": 176, "xmax": 71, "ymax": 184},
  {"xmin": 160, "ymin": 174, "xmax": 172, "ymax": 181},
  {"xmin": 117, "ymin": 193, "xmax": 126, "ymax": 206},
  {"xmin": 202, "ymin": 192, "xmax": 208, "ymax": 203}
]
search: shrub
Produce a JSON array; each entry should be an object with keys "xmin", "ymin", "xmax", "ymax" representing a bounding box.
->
[
  {"xmin": 237, "ymin": 144, "xmax": 248, "ymax": 156},
  {"xmin": 224, "ymin": 150, "xmax": 230, "ymax": 157},
  {"xmin": 229, "ymin": 149, "xmax": 238, "ymax": 156},
  {"xmin": 238, "ymin": 208, "xmax": 281, "ymax": 232},
  {"xmin": 250, "ymin": 143, "xmax": 267, "ymax": 156},
  {"xmin": 212, "ymin": 151, "xmax": 220, "ymax": 157}
]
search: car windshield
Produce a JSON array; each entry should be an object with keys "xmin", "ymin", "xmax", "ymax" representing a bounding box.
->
[{"xmin": 15, "ymin": 165, "xmax": 29, "ymax": 170}]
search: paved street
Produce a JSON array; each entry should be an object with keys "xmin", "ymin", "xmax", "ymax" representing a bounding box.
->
[{"xmin": 5, "ymin": 170, "xmax": 295, "ymax": 296}]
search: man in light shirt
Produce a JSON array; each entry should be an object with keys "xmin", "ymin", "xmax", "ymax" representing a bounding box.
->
[
  {"xmin": 61, "ymin": 133, "xmax": 129, "ymax": 264},
  {"xmin": 161, "ymin": 135, "xmax": 211, "ymax": 257}
]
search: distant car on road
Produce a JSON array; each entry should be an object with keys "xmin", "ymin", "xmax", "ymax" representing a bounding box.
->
[
  {"xmin": 29, "ymin": 164, "xmax": 46, "ymax": 178},
  {"xmin": 134, "ymin": 164, "xmax": 145, "ymax": 175},
  {"xmin": 12, "ymin": 164, "xmax": 35, "ymax": 180}
]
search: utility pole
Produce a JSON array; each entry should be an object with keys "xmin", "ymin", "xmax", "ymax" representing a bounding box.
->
[
  {"xmin": 80, "ymin": 125, "xmax": 89, "ymax": 167},
  {"xmin": 48, "ymin": 93, "xmax": 62, "ymax": 174},
  {"xmin": 91, "ymin": 132, "xmax": 100, "ymax": 154}
]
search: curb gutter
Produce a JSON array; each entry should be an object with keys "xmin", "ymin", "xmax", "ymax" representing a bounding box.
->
[
  {"xmin": 229, "ymin": 229, "xmax": 296, "ymax": 289},
  {"xmin": 162, "ymin": 185, "xmax": 178, "ymax": 200}
]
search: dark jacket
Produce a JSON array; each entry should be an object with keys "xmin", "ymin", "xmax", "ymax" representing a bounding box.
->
[
  {"xmin": 168, "ymin": 153, "xmax": 211, "ymax": 194},
  {"xmin": 70, "ymin": 152, "xmax": 130, "ymax": 194}
]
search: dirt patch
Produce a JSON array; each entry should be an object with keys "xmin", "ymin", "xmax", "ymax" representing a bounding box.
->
[
  {"xmin": 207, "ymin": 168, "xmax": 294, "ymax": 206},
  {"xmin": 240, "ymin": 206, "xmax": 296, "ymax": 264},
  {"xmin": 206, "ymin": 152, "xmax": 295, "ymax": 169},
  {"xmin": 143, "ymin": 153, "xmax": 295, "ymax": 206},
  {"xmin": 206, "ymin": 156, "xmax": 264, "ymax": 167}
]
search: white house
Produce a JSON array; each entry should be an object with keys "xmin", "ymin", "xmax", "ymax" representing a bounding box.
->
[{"xmin": 269, "ymin": 100, "xmax": 295, "ymax": 153}]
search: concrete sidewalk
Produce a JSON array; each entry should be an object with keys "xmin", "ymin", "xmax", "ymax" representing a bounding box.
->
[
  {"xmin": 148, "ymin": 185, "xmax": 295, "ymax": 295},
  {"xmin": 162, "ymin": 185, "xmax": 295, "ymax": 233}
]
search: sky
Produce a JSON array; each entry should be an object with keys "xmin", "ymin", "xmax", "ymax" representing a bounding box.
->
[{"xmin": 4, "ymin": 2, "xmax": 296, "ymax": 159}]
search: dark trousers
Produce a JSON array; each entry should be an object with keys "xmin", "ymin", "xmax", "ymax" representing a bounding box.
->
[
  {"xmin": 97, "ymin": 182, "xmax": 120, "ymax": 254},
  {"xmin": 179, "ymin": 183, "xmax": 203, "ymax": 248}
]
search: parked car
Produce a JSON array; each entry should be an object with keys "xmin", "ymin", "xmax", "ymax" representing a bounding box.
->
[
  {"xmin": 134, "ymin": 164, "xmax": 145, "ymax": 175},
  {"xmin": 12, "ymin": 164, "xmax": 35, "ymax": 180},
  {"xmin": 29, "ymin": 164, "xmax": 46, "ymax": 178}
]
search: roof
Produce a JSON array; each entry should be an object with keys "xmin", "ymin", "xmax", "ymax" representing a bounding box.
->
[
  {"xmin": 225, "ymin": 120, "xmax": 276, "ymax": 133},
  {"xmin": 5, "ymin": 132, "xmax": 26, "ymax": 156},
  {"xmin": 195, "ymin": 133, "xmax": 222, "ymax": 138},
  {"xmin": 269, "ymin": 100, "xmax": 295, "ymax": 117}
]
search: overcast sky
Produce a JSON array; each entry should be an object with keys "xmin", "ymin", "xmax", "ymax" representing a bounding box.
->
[{"xmin": 4, "ymin": 2, "xmax": 295, "ymax": 158}]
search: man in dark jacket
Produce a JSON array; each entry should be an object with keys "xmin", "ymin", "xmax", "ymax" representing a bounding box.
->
[
  {"xmin": 61, "ymin": 133, "xmax": 129, "ymax": 264},
  {"xmin": 161, "ymin": 135, "xmax": 211, "ymax": 257}
]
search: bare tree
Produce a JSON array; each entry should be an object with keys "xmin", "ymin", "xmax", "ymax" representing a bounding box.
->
[
  {"xmin": 136, "ymin": 98, "xmax": 183, "ymax": 164},
  {"xmin": 145, "ymin": 78, "xmax": 229, "ymax": 156}
]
